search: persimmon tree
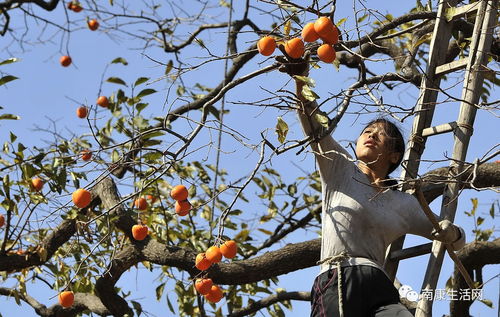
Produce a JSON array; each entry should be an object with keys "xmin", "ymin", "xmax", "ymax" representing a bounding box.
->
[{"xmin": 0, "ymin": 1, "xmax": 499, "ymax": 316}]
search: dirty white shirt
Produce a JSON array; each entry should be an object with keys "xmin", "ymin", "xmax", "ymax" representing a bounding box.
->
[{"xmin": 297, "ymin": 111, "xmax": 465, "ymax": 276}]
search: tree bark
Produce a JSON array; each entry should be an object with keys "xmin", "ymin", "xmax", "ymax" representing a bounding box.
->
[{"xmin": 450, "ymin": 238, "xmax": 500, "ymax": 317}]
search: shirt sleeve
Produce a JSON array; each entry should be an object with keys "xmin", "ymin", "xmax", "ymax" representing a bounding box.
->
[
  {"xmin": 405, "ymin": 195, "xmax": 435, "ymax": 240},
  {"xmin": 405, "ymin": 195, "xmax": 466, "ymax": 251},
  {"xmin": 296, "ymin": 100, "xmax": 354, "ymax": 180},
  {"xmin": 449, "ymin": 226, "xmax": 466, "ymax": 250}
]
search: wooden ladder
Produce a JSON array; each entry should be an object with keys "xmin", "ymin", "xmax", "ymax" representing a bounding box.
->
[{"xmin": 383, "ymin": 0, "xmax": 498, "ymax": 316}]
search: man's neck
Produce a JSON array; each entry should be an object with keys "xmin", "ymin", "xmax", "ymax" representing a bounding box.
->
[{"xmin": 357, "ymin": 163, "xmax": 388, "ymax": 187}]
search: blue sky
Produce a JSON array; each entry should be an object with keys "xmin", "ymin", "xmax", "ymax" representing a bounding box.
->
[{"xmin": 0, "ymin": 1, "xmax": 498, "ymax": 316}]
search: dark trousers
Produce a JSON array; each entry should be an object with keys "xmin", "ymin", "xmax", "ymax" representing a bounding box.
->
[{"xmin": 311, "ymin": 265, "xmax": 414, "ymax": 317}]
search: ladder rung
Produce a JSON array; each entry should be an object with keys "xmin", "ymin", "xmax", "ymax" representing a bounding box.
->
[
  {"xmin": 389, "ymin": 243, "xmax": 432, "ymax": 261},
  {"xmin": 422, "ymin": 122, "xmax": 457, "ymax": 137},
  {"xmin": 445, "ymin": 2, "xmax": 481, "ymax": 22},
  {"xmin": 435, "ymin": 58, "xmax": 468, "ymax": 76}
]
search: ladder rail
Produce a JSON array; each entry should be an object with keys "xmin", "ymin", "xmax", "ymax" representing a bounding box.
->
[
  {"xmin": 384, "ymin": 0, "xmax": 460, "ymax": 281},
  {"xmin": 381, "ymin": 0, "xmax": 497, "ymax": 316},
  {"xmin": 415, "ymin": 1, "xmax": 498, "ymax": 316}
]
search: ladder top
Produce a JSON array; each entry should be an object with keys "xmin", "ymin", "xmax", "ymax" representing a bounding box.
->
[{"xmin": 445, "ymin": 2, "xmax": 481, "ymax": 22}]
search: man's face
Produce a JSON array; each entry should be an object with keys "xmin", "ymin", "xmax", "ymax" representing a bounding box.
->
[{"xmin": 355, "ymin": 123, "xmax": 397, "ymax": 167}]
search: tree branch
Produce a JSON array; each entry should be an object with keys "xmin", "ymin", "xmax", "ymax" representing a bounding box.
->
[
  {"xmin": 0, "ymin": 0, "xmax": 59, "ymax": 11},
  {"xmin": 421, "ymin": 162, "xmax": 500, "ymax": 203},
  {"xmin": 0, "ymin": 287, "xmax": 111, "ymax": 317},
  {"xmin": 227, "ymin": 291, "xmax": 310, "ymax": 317},
  {"xmin": 0, "ymin": 218, "xmax": 77, "ymax": 272},
  {"xmin": 450, "ymin": 238, "xmax": 500, "ymax": 317}
]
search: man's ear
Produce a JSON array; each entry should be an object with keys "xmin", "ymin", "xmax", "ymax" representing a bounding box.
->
[{"xmin": 389, "ymin": 152, "xmax": 401, "ymax": 165}]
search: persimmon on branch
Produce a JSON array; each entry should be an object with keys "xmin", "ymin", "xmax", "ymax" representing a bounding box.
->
[
  {"xmin": 0, "ymin": 162, "xmax": 497, "ymax": 316},
  {"xmin": 0, "ymin": 287, "xmax": 111, "ymax": 317}
]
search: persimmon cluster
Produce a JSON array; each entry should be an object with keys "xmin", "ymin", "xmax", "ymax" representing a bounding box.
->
[
  {"xmin": 257, "ymin": 16, "xmax": 339, "ymax": 63},
  {"xmin": 194, "ymin": 240, "xmax": 238, "ymax": 303}
]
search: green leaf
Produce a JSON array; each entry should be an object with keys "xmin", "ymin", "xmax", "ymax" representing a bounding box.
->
[
  {"xmin": 275, "ymin": 116, "xmax": 288, "ymax": 144},
  {"xmin": 479, "ymin": 299, "xmax": 493, "ymax": 308},
  {"xmin": 166, "ymin": 295, "xmax": 175, "ymax": 313},
  {"xmin": 412, "ymin": 33, "xmax": 433, "ymax": 50},
  {"xmin": 155, "ymin": 283, "xmax": 165, "ymax": 300},
  {"xmin": 165, "ymin": 60, "xmax": 173, "ymax": 75},
  {"xmin": 136, "ymin": 103, "xmax": 148, "ymax": 112},
  {"xmin": 17, "ymin": 143, "xmax": 26, "ymax": 152},
  {"xmin": 0, "ymin": 58, "xmax": 19, "ymax": 66},
  {"xmin": 301, "ymin": 85, "xmax": 320, "ymax": 101},
  {"xmin": 489, "ymin": 203, "xmax": 495, "ymax": 219},
  {"xmin": 283, "ymin": 20, "xmax": 291, "ymax": 37},
  {"xmin": 445, "ymin": 7, "xmax": 457, "ymax": 22},
  {"xmin": 314, "ymin": 112, "xmax": 329, "ymax": 128},
  {"xmin": 0, "ymin": 114, "xmax": 20, "ymax": 120},
  {"xmin": 293, "ymin": 75, "xmax": 315, "ymax": 87},
  {"xmin": 137, "ymin": 88, "xmax": 157, "ymax": 98},
  {"xmin": 471, "ymin": 198, "xmax": 478, "ymax": 215},
  {"xmin": 416, "ymin": 0, "xmax": 425, "ymax": 12},
  {"xmin": 21, "ymin": 164, "xmax": 37, "ymax": 179},
  {"xmin": 205, "ymin": 105, "xmax": 221, "ymax": 120},
  {"xmin": 111, "ymin": 150, "xmax": 120, "ymax": 163},
  {"xmin": 176, "ymin": 85, "xmax": 185, "ymax": 96},
  {"xmin": 3, "ymin": 174, "xmax": 10, "ymax": 199},
  {"xmin": 333, "ymin": 58, "xmax": 341, "ymax": 71},
  {"xmin": 131, "ymin": 300, "xmax": 142, "ymax": 316},
  {"xmin": 219, "ymin": 0, "xmax": 230, "ymax": 8},
  {"xmin": 106, "ymin": 77, "xmax": 127, "ymax": 86},
  {"xmin": 134, "ymin": 77, "xmax": 149, "ymax": 86},
  {"xmin": 258, "ymin": 228, "xmax": 273, "ymax": 235},
  {"xmin": 357, "ymin": 14, "xmax": 368, "ymax": 23},
  {"xmin": 111, "ymin": 57, "xmax": 128, "ymax": 65},
  {"xmin": 337, "ymin": 17, "xmax": 347, "ymax": 26},
  {"xmin": 476, "ymin": 216, "xmax": 484, "ymax": 226},
  {"xmin": 0, "ymin": 75, "xmax": 18, "ymax": 87},
  {"xmin": 37, "ymin": 246, "xmax": 48, "ymax": 262},
  {"xmin": 235, "ymin": 229, "xmax": 250, "ymax": 241}
]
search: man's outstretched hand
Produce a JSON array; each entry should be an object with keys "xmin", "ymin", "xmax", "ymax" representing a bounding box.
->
[{"xmin": 275, "ymin": 44, "xmax": 310, "ymax": 78}]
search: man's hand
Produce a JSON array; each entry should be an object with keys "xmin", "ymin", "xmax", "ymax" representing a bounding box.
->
[
  {"xmin": 275, "ymin": 44, "xmax": 310, "ymax": 77},
  {"xmin": 432, "ymin": 220, "xmax": 461, "ymax": 244}
]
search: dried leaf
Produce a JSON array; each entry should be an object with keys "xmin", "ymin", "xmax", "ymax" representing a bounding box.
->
[
  {"xmin": 0, "ymin": 58, "xmax": 19, "ymax": 66},
  {"xmin": 471, "ymin": 198, "xmax": 478, "ymax": 215},
  {"xmin": 314, "ymin": 112, "xmax": 329, "ymax": 128},
  {"xmin": 445, "ymin": 7, "xmax": 457, "ymax": 22},
  {"xmin": 275, "ymin": 116, "xmax": 289, "ymax": 144},
  {"xmin": 301, "ymin": 85, "xmax": 320, "ymax": 101},
  {"xmin": 294, "ymin": 75, "xmax": 315, "ymax": 87},
  {"xmin": 110, "ymin": 57, "xmax": 128, "ymax": 65},
  {"xmin": 283, "ymin": 20, "xmax": 291, "ymax": 37},
  {"xmin": 165, "ymin": 60, "xmax": 173, "ymax": 75}
]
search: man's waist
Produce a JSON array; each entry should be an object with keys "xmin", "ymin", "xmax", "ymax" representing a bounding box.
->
[{"xmin": 318, "ymin": 256, "xmax": 390, "ymax": 280}]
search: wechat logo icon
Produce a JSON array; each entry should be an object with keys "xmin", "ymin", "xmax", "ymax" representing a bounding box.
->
[{"xmin": 398, "ymin": 284, "xmax": 419, "ymax": 302}]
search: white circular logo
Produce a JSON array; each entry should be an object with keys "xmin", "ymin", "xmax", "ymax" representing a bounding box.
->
[
  {"xmin": 406, "ymin": 290, "xmax": 419, "ymax": 302},
  {"xmin": 398, "ymin": 284, "xmax": 412, "ymax": 298}
]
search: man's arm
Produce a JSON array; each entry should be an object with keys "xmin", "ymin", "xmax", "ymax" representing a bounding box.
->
[{"xmin": 276, "ymin": 47, "xmax": 354, "ymax": 179}]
